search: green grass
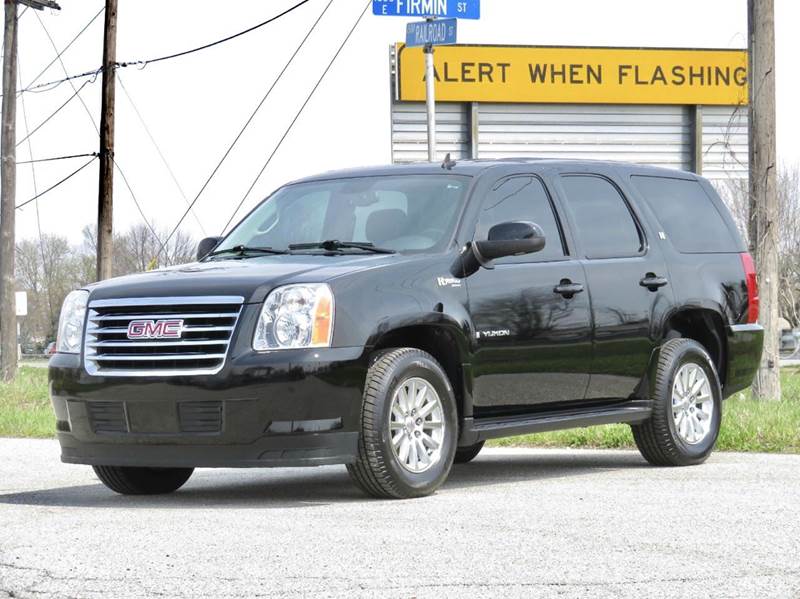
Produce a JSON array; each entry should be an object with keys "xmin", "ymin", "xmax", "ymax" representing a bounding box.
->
[
  {"xmin": 2, "ymin": 366, "xmax": 799, "ymax": 453},
  {"xmin": 0, "ymin": 367, "xmax": 53, "ymax": 438}
]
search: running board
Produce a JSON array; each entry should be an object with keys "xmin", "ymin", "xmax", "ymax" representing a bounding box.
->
[{"xmin": 459, "ymin": 401, "xmax": 652, "ymax": 445}]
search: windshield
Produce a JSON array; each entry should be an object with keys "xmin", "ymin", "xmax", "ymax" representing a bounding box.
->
[{"xmin": 213, "ymin": 175, "xmax": 470, "ymax": 255}]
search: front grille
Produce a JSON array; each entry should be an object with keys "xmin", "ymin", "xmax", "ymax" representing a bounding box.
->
[{"xmin": 84, "ymin": 296, "xmax": 244, "ymax": 377}]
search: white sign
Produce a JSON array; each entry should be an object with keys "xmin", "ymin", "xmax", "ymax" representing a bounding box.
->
[{"xmin": 15, "ymin": 291, "xmax": 27, "ymax": 317}]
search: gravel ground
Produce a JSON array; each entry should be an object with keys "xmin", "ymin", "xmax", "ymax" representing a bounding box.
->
[{"xmin": 1, "ymin": 438, "xmax": 798, "ymax": 598}]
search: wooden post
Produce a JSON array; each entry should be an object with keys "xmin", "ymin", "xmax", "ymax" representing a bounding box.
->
[
  {"xmin": 748, "ymin": 0, "xmax": 780, "ymax": 400},
  {"xmin": 0, "ymin": 0, "xmax": 19, "ymax": 381},
  {"xmin": 96, "ymin": 0, "xmax": 117, "ymax": 281}
]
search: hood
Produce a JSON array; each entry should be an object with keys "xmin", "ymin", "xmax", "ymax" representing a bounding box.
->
[{"xmin": 85, "ymin": 253, "xmax": 406, "ymax": 304}]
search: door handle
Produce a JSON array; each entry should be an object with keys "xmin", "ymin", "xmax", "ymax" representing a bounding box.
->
[
  {"xmin": 640, "ymin": 273, "xmax": 668, "ymax": 291},
  {"xmin": 554, "ymin": 279, "xmax": 584, "ymax": 299}
]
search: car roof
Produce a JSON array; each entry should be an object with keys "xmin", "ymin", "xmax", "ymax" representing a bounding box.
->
[{"xmin": 288, "ymin": 158, "xmax": 700, "ymax": 184}]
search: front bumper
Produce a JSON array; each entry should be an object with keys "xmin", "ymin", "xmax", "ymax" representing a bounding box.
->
[{"xmin": 49, "ymin": 346, "xmax": 369, "ymax": 468}]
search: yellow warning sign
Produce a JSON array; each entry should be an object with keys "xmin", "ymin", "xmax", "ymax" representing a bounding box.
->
[{"xmin": 396, "ymin": 45, "xmax": 748, "ymax": 105}]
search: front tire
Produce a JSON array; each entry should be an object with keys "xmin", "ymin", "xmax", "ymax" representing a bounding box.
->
[
  {"xmin": 347, "ymin": 348, "xmax": 458, "ymax": 499},
  {"xmin": 632, "ymin": 338, "xmax": 722, "ymax": 466},
  {"xmin": 93, "ymin": 466, "xmax": 194, "ymax": 495}
]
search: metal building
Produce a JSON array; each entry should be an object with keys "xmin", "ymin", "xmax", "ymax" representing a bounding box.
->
[{"xmin": 390, "ymin": 45, "xmax": 748, "ymax": 182}]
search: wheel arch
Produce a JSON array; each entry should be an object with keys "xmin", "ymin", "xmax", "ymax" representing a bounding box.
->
[
  {"xmin": 369, "ymin": 321, "xmax": 471, "ymax": 422},
  {"xmin": 661, "ymin": 307, "xmax": 728, "ymax": 388}
]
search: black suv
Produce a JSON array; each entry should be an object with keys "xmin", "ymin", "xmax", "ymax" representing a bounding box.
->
[{"xmin": 49, "ymin": 159, "xmax": 763, "ymax": 499}]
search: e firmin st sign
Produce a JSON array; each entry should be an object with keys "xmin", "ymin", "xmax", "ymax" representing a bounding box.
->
[{"xmin": 396, "ymin": 45, "xmax": 748, "ymax": 105}]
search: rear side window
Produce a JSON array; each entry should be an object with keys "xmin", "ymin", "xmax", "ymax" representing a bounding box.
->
[
  {"xmin": 476, "ymin": 176, "xmax": 565, "ymax": 262},
  {"xmin": 559, "ymin": 175, "xmax": 643, "ymax": 259},
  {"xmin": 630, "ymin": 175, "xmax": 739, "ymax": 253}
]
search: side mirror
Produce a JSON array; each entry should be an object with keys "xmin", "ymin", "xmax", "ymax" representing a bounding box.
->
[
  {"xmin": 197, "ymin": 236, "xmax": 223, "ymax": 261},
  {"xmin": 450, "ymin": 221, "xmax": 545, "ymax": 278}
]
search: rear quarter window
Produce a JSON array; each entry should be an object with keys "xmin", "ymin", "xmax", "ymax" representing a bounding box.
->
[{"xmin": 630, "ymin": 175, "xmax": 739, "ymax": 253}]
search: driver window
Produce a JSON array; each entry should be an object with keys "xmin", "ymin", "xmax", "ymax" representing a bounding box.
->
[{"xmin": 476, "ymin": 176, "xmax": 566, "ymax": 262}]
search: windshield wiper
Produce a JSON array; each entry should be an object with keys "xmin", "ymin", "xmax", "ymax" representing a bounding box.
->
[
  {"xmin": 208, "ymin": 245, "xmax": 288, "ymax": 258},
  {"xmin": 288, "ymin": 240, "xmax": 396, "ymax": 254}
]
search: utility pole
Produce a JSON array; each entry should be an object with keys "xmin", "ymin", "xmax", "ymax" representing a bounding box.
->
[
  {"xmin": 748, "ymin": 0, "xmax": 780, "ymax": 400},
  {"xmin": 1, "ymin": 0, "xmax": 59, "ymax": 382},
  {"xmin": 1, "ymin": 0, "xmax": 19, "ymax": 382},
  {"xmin": 96, "ymin": 0, "xmax": 117, "ymax": 280}
]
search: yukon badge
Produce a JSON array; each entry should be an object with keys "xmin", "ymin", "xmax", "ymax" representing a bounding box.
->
[{"xmin": 127, "ymin": 319, "xmax": 184, "ymax": 340}]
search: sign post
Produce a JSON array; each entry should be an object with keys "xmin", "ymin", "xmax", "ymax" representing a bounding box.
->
[
  {"xmin": 374, "ymin": 0, "xmax": 478, "ymax": 161},
  {"xmin": 424, "ymin": 31, "xmax": 436, "ymax": 161}
]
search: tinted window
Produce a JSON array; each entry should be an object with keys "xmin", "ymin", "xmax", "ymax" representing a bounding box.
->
[
  {"xmin": 630, "ymin": 175, "xmax": 739, "ymax": 253},
  {"xmin": 476, "ymin": 176, "xmax": 565, "ymax": 262},
  {"xmin": 560, "ymin": 175, "xmax": 642, "ymax": 259}
]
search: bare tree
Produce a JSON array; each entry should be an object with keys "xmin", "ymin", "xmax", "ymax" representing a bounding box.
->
[{"xmin": 718, "ymin": 166, "xmax": 800, "ymax": 328}]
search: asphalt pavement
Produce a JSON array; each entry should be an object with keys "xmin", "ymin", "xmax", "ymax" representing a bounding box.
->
[{"xmin": 1, "ymin": 438, "xmax": 798, "ymax": 598}]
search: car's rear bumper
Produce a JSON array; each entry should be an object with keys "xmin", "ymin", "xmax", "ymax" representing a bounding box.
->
[
  {"xmin": 49, "ymin": 347, "xmax": 368, "ymax": 468},
  {"xmin": 724, "ymin": 323, "xmax": 764, "ymax": 397}
]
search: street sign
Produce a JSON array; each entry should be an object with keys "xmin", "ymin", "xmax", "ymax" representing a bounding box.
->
[
  {"xmin": 406, "ymin": 18, "xmax": 457, "ymax": 47},
  {"xmin": 372, "ymin": 0, "xmax": 480, "ymax": 19}
]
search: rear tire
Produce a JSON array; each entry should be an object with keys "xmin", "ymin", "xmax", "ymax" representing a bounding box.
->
[
  {"xmin": 93, "ymin": 465, "xmax": 194, "ymax": 495},
  {"xmin": 632, "ymin": 338, "xmax": 722, "ymax": 467},
  {"xmin": 454, "ymin": 441, "xmax": 484, "ymax": 464},
  {"xmin": 347, "ymin": 348, "xmax": 458, "ymax": 499}
]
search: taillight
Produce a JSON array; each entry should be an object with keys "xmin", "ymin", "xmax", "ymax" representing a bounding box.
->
[{"xmin": 740, "ymin": 252, "xmax": 759, "ymax": 323}]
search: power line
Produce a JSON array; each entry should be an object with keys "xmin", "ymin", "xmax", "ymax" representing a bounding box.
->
[
  {"xmin": 109, "ymin": 154, "xmax": 164, "ymax": 249},
  {"xmin": 15, "ymin": 156, "xmax": 97, "ymax": 210},
  {"xmin": 19, "ymin": 0, "xmax": 313, "ymax": 94},
  {"xmin": 16, "ymin": 151, "xmax": 97, "ymax": 164},
  {"xmin": 121, "ymin": 0, "xmax": 313, "ymax": 68},
  {"xmin": 154, "ymin": 0, "xmax": 336, "ymax": 259},
  {"xmin": 33, "ymin": 10, "xmax": 160, "ymax": 250},
  {"xmin": 21, "ymin": 5, "xmax": 104, "ymax": 92},
  {"xmin": 17, "ymin": 61, "xmax": 51, "ymax": 321},
  {"xmin": 117, "ymin": 74, "xmax": 206, "ymax": 234},
  {"xmin": 220, "ymin": 1, "xmax": 370, "ymax": 235},
  {"xmin": 15, "ymin": 78, "xmax": 93, "ymax": 147}
]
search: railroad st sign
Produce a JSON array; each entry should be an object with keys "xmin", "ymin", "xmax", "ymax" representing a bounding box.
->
[
  {"xmin": 406, "ymin": 18, "xmax": 457, "ymax": 47},
  {"xmin": 372, "ymin": 0, "xmax": 480, "ymax": 19}
]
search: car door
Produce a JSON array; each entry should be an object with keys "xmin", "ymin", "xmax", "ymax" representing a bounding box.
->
[
  {"xmin": 467, "ymin": 174, "xmax": 592, "ymax": 415},
  {"xmin": 555, "ymin": 171, "xmax": 674, "ymax": 400}
]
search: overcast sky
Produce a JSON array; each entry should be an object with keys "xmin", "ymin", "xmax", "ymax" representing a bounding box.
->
[{"xmin": 9, "ymin": 0, "xmax": 800, "ymax": 246}]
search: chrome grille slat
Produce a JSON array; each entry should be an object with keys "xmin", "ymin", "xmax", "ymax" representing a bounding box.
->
[
  {"xmin": 90, "ymin": 312, "xmax": 237, "ymax": 321},
  {"xmin": 93, "ymin": 354, "xmax": 228, "ymax": 362},
  {"xmin": 84, "ymin": 296, "xmax": 243, "ymax": 377},
  {"xmin": 88, "ymin": 340, "xmax": 227, "ymax": 347},
  {"xmin": 90, "ymin": 325, "xmax": 235, "ymax": 334}
]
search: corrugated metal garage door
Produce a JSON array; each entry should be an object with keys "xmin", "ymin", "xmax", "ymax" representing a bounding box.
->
[
  {"xmin": 476, "ymin": 103, "xmax": 691, "ymax": 169},
  {"xmin": 702, "ymin": 105, "xmax": 748, "ymax": 180},
  {"xmin": 390, "ymin": 101, "xmax": 748, "ymax": 182},
  {"xmin": 391, "ymin": 102, "xmax": 469, "ymax": 163}
]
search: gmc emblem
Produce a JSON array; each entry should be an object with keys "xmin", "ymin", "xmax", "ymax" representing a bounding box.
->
[{"xmin": 127, "ymin": 319, "xmax": 184, "ymax": 340}]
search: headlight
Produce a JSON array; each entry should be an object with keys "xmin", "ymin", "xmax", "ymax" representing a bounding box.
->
[
  {"xmin": 56, "ymin": 290, "xmax": 89, "ymax": 354},
  {"xmin": 253, "ymin": 284, "xmax": 334, "ymax": 351}
]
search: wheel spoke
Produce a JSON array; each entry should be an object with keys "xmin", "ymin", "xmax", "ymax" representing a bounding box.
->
[
  {"xmin": 392, "ymin": 430, "xmax": 405, "ymax": 448},
  {"xmin": 408, "ymin": 437, "xmax": 419, "ymax": 469},
  {"xmin": 420, "ymin": 431, "xmax": 439, "ymax": 450},
  {"xmin": 398, "ymin": 437, "xmax": 411, "ymax": 463},
  {"xmin": 695, "ymin": 408, "xmax": 710, "ymax": 421},
  {"xmin": 415, "ymin": 438, "xmax": 430, "ymax": 464},
  {"xmin": 418, "ymin": 398, "xmax": 438, "ymax": 419}
]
